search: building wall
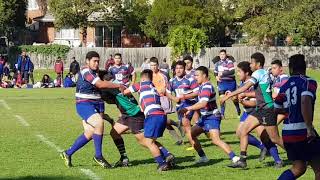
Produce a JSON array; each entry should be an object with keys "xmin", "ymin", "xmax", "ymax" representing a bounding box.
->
[{"xmin": 26, "ymin": 10, "xmax": 44, "ymax": 24}]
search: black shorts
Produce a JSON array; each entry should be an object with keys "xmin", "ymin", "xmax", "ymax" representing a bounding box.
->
[
  {"xmin": 250, "ymin": 108, "xmax": 277, "ymax": 126},
  {"xmin": 284, "ymin": 138, "xmax": 320, "ymax": 161},
  {"xmin": 117, "ymin": 113, "xmax": 145, "ymax": 134}
]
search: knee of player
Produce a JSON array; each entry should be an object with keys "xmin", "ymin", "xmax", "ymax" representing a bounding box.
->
[{"xmin": 292, "ymin": 162, "xmax": 307, "ymax": 176}]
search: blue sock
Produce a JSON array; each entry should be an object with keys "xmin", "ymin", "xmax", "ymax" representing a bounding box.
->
[
  {"xmin": 159, "ymin": 147, "xmax": 171, "ymax": 158},
  {"xmin": 270, "ymin": 146, "xmax": 282, "ymax": 163},
  {"xmin": 66, "ymin": 134, "xmax": 90, "ymax": 156},
  {"xmin": 155, "ymin": 155, "xmax": 165, "ymax": 166},
  {"xmin": 197, "ymin": 149, "xmax": 206, "ymax": 157},
  {"xmin": 278, "ymin": 169, "xmax": 295, "ymax": 180},
  {"xmin": 228, "ymin": 151, "xmax": 236, "ymax": 160},
  {"xmin": 233, "ymin": 102, "xmax": 241, "ymax": 115},
  {"xmin": 221, "ymin": 103, "xmax": 225, "ymax": 116},
  {"xmin": 248, "ymin": 134, "xmax": 264, "ymax": 150},
  {"xmin": 93, "ymin": 134, "xmax": 103, "ymax": 159}
]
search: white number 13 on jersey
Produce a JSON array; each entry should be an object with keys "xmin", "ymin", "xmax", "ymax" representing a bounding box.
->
[{"xmin": 284, "ymin": 86, "xmax": 297, "ymax": 107}]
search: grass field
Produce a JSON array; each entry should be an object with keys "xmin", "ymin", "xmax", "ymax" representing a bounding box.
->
[{"xmin": 0, "ymin": 69, "xmax": 319, "ymax": 180}]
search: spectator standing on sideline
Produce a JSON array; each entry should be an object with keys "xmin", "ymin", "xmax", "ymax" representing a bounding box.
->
[
  {"xmin": 0, "ymin": 55, "xmax": 5, "ymax": 82},
  {"xmin": 105, "ymin": 54, "xmax": 114, "ymax": 71},
  {"xmin": 17, "ymin": 50, "xmax": 32, "ymax": 84},
  {"xmin": 29, "ymin": 60, "xmax": 34, "ymax": 84},
  {"xmin": 54, "ymin": 57, "xmax": 64, "ymax": 87},
  {"xmin": 69, "ymin": 57, "xmax": 80, "ymax": 81},
  {"xmin": 140, "ymin": 58, "xmax": 150, "ymax": 70},
  {"xmin": 159, "ymin": 58, "xmax": 170, "ymax": 79}
]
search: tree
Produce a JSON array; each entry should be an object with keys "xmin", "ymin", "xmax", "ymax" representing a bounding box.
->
[
  {"xmin": 168, "ymin": 25, "xmax": 207, "ymax": 57},
  {"xmin": 230, "ymin": 0, "xmax": 320, "ymax": 45},
  {"xmin": 142, "ymin": 0, "xmax": 227, "ymax": 46},
  {"xmin": 49, "ymin": 0, "xmax": 104, "ymax": 46},
  {"xmin": 0, "ymin": 0, "xmax": 27, "ymax": 39}
]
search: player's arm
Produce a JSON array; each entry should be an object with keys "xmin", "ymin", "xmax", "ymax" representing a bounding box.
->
[
  {"xmin": 123, "ymin": 88, "xmax": 132, "ymax": 95},
  {"xmin": 95, "ymin": 79, "xmax": 121, "ymax": 89},
  {"xmin": 165, "ymin": 90, "xmax": 180, "ymax": 103},
  {"xmin": 186, "ymin": 101, "xmax": 207, "ymax": 111},
  {"xmin": 301, "ymin": 94, "xmax": 315, "ymax": 136},
  {"xmin": 221, "ymin": 81, "xmax": 254, "ymax": 103},
  {"xmin": 131, "ymin": 71, "xmax": 136, "ymax": 85}
]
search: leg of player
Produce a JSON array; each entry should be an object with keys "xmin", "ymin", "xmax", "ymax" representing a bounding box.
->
[
  {"xmin": 110, "ymin": 123, "xmax": 130, "ymax": 167},
  {"xmin": 232, "ymin": 115, "xmax": 261, "ymax": 168},
  {"xmin": 87, "ymin": 113, "xmax": 112, "ymax": 168},
  {"xmin": 61, "ymin": 120, "xmax": 93, "ymax": 167},
  {"xmin": 219, "ymin": 94, "xmax": 226, "ymax": 118},
  {"xmin": 237, "ymin": 122, "xmax": 266, "ymax": 161},
  {"xmin": 191, "ymin": 110, "xmax": 200, "ymax": 124},
  {"xmin": 191, "ymin": 125, "xmax": 209, "ymax": 164},
  {"xmin": 208, "ymin": 129, "xmax": 240, "ymax": 165},
  {"xmin": 277, "ymin": 114, "xmax": 286, "ymax": 125},
  {"xmin": 182, "ymin": 117, "xmax": 194, "ymax": 148},
  {"xmin": 154, "ymin": 141, "xmax": 175, "ymax": 167},
  {"xmin": 278, "ymin": 160, "xmax": 307, "ymax": 179},
  {"xmin": 264, "ymin": 125, "xmax": 284, "ymax": 149},
  {"xmin": 310, "ymin": 157, "xmax": 320, "ymax": 179},
  {"xmin": 166, "ymin": 124, "xmax": 183, "ymax": 145},
  {"xmin": 168, "ymin": 118, "xmax": 184, "ymax": 138},
  {"xmin": 144, "ymin": 137, "xmax": 169, "ymax": 172}
]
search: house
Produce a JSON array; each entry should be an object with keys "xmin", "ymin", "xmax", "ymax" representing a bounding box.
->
[{"xmin": 26, "ymin": 0, "xmax": 151, "ymax": 47}]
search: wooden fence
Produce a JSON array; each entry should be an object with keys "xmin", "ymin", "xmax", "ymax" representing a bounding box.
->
[{"xmin": 14, "ymin": 46, "xmax": 320, "ymax": 69}]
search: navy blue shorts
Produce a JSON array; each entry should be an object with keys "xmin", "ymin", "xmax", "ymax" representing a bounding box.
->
[
  {"xmin": 284, "ymin": 138, "xmax": 320, "ymax": 161},
  {"xmin": 196, "ymin": 115, "xmax": 221, "ymax": 132},
  {"xmin": 76, "ymin": 101, "xmax": 105, "ymax": 121},
  {"xmin": 240, "ymin": 111, "xmax": 253, "ymax": 122},
  {"xmin": 177, "ymin": 103, "xmax": 194, "ymax": 122},
  {"xmin": 218, "ymin": 80, "xmax": 237, "ymax": 95},
  {"xmin": 144, "ymin": 114, "xmax": 167, "ymax": 138}
]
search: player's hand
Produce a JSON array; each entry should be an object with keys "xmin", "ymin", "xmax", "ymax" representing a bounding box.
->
[
  {"xmin": 307, "ymin": 127, "xmax": 317, "ymax": 143},
  {"xmin": 119, "ymin": 84, "xmax": 126, "ymax": 93},
  {"xmin": 218, "ymin": 72, "xmax": 223, "ymax": 77},
  {"xmin": 238, "ymin": 93, "xmax": 246, "ymax": 100},
  {"xmin": 220, "ymin": 95, "xmax": 229, "ymax": 105},
  {"xmin": 216, "ymin": 76, "xmax": 221, "ymax": 82},
  {"xmin": 178, "ymin": 108, "xmax": 188, "ymax": 115}
]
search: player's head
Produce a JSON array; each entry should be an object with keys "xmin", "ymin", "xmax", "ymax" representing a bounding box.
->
[
  {"xmin": 140, "ymin": 69, "xmax": 153, "ymax": 82},
  {"xmin": 219, "ymin": 49, "xmax": 227, "ymax": 60},
  {"xmin": 85, "ymin": 51, "xmax": 100, "ymax": 71},
  {"xmin": 114, "ymin": 53, "xmax": 122, "ymax": 65},
  {"xmin": 175, "ymin": 61, "xmax": 186, "ymax": 78},
  {"xmin": 183, "ymin": 55, "xmax": 193, "ymax": 71},
  {"xmin": 195, "ymin": 66, "xmax": 209, "ymax": 84},
  {"xmin": 21, "ymin": 50, "xmax": 26, "ymax": 57},
  {"xmin": 250, "ymin": 52, "xmax": 265, "ymax": 71},
  {"xmin": 289, "ymin": 54, "xmax": 306, "ymax": 75},
  {"xmin": 271, "ymin": 59, "xmax": 283, "ymax": 77},
  {"xmin": 237, "ymin": 61, "xmax": 252, "ymax": 81},
  {"xmin": 149, "ymin": 57, "xmax": 159, "ymax": 73}
]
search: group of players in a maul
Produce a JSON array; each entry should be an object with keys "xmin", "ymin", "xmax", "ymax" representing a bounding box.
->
[{"xmin": 59, "ymin": 49, "xmax": 320, "ymax": 179}]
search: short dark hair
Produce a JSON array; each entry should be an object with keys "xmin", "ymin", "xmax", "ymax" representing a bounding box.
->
[
  {"xmin": 183, "ymin": 55, "xmax": 193, "ymax": 62},
  {"xmin": 114, "ymin": 53, "xmax": 121, "ymax": 58},
  {"xmin": 251, "ymin": 52, "xmax": 265, "ymax": 67},
  {"xmin": 149, "ymin": 57, "xmax": 159, "ymax": 65},
  {"xmin": 196, "ymin": 66, "xmax": 209, "ymax": 77},
  {"xmin": 271, "ymin": 59, "xmax": 282, "ymax": 67},
  {"xmin": 237, "ymin": 61, "xmax": 252, "ymax": 76},
  {"xmin": 220, "ymin": 49, "xmax": 227, "ymax": 53},
  {"xmin": 289, "ymin": 54, "xmax": 306, "ymax": 74},
  {"xmin": 86, "ymin": 51, "xmax": 100, "ymax": 60},
  {"xmin": 141, "ymin": 69, "xmax": 153, "ymax": 81},
  {"xmin": 175, "ymin": 61, "xmax": 186, "ymax": 68},
  {"xmin": 163, "ymin": 58, "xmax": 166, "ymax": 63}
]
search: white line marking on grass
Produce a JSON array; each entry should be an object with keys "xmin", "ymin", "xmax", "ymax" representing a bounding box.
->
[
  {"xmin": 0, "ymin": 99, "xmax": 11, "ymax": 110},
  {"xmin": 35, "ymin": 134, "xmax": 63, "ymax": 152},
  {"xmin": 80, "ymin": 169, "xmax": 101, "ymax": 180},
  {"xmin": 14, "ymin": 115, "xmax": 30, "ymax": 127}
]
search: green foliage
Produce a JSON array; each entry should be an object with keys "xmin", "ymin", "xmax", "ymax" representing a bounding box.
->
[
  {"xmin": 0, "ymin": 0, "xmax": 26, "ymax": 37},
  {"xmin": 10, "ymin": 44, "xmax": 70, "ymax": 58},
  {"xmin": 230, "ymin": 0, "xmax": 320, "ymax": 45},
  {"xmin": 168, "ymin": 26, "xmax": 207, "ymax": 56},
  {"xmin": 142, "ymin": 0, "xmax": 226, "ymax": 45}
]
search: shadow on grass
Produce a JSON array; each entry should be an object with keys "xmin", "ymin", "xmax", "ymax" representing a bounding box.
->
[
  {"xmin": 172, "ymin": 158, "xmax": 225, "ymax": 171},
  {"xmin": 1, "ymin": 176, "xmax": 79, "ymax": 180},
  {"xmin": 129, "ymin": 156, "xmax": 196, "ymax": 167}
]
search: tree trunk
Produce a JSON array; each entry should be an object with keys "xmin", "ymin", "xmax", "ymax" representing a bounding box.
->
[{"xmin": 81, "ymin": 27, "xmax": 87, "ymax": 47}]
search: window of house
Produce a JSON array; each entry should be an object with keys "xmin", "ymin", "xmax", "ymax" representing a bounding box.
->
[
  {"xmin": 55, "ymin": 28, "xmax": 80, "ymax": 40},
  {"xmin": 28, "ymin": 0, "xmax": 39, "ymax": 10}
]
